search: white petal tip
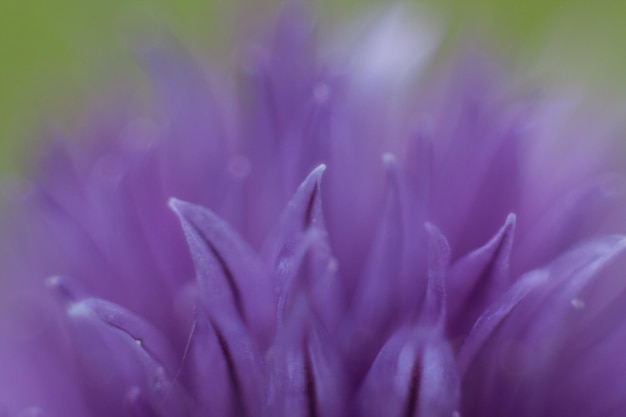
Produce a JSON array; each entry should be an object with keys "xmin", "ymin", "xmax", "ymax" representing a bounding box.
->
[{"xmin": 313, "ymin": 163, "xmax": 327, "ymax": 174}]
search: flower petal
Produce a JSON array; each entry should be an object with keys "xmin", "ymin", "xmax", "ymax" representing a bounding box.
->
[
  {"xmin": 447, "ymin": 213, "xmax": 515, "ymax": 339},
  {"xmin": 345, "ymin": 158, "xmax": 407, "ymax": 374},
  {"xmin": 262, "ymin": 164, "xmax": 327, "ymax": 264},
  {"xmin": 459, "ymin": 235, "xmax": 626, "ymax": 416},
  {"xmin": 186, "ymin": 310, "xmax": 265, "ymax": 417},
  {"xmin": 266, "ymin": 165, "xmax": 344, "ymax": 331},
  {"xmin": 169, "ymin": 198, "xmax": 274, "ymax": 344},
  {"xmin": 266, "ymin": 300, "xmax": 346, "ymax": 417},
  {"xmin": 357, "ymin": 324, "xmax": 459, "ymax": 417},
  {"xmin": 48, "ymin": 276, "xmax": 184, "ymax": 417}
]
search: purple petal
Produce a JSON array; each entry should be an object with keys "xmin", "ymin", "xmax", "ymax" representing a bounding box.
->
[
  {"xmin": 169, "ymin": 198, "xmax": 274, "ymax": 345},
  {"xmin": 447, "ymin": 213, "xmax": 515, "ymax": 340},
  {"xmin": 48, "ymin": 276, "xmax": 185, "ymax": 417},
  {"xmin": 266, "ymin": 300, "xmax": 346, "ymax": 417},
  {"xmin": 344, "ymin": 157, "xmax": 407, "ymax": 374},
  {"xmin": 264, "ymin": 164, "xmax": 345, "ymax": 331},
  {"xmin": 262, "ymin": 164, "xmax": 327, "ymax": 264},
  {"xmin": 459, "ymin": 235, "xmax": 626, "ymax": 416},
  {"xmin": 186, "ymin": 310, "xmax": 265, "ymax": 417},
  {"xmin": 357, "ymin": 324, "xmax": 459, "ymax": 417}
]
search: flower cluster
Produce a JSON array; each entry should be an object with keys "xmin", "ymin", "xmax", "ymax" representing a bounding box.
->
[{"xmin": 2, "ymin": 5, "xmax": 626, "ymax": 417}]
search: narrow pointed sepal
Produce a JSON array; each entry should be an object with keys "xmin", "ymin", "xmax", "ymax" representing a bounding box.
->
[
  {"xmin": 265, "ymin": 165, "xmax": 344, "ymax": 331},
  {"xmin": 447, "ymin": 213, "xmax": 515, "ymax": 339},
  {"xmin": 262, "ymin": 164, "xmax": 327, "ymax": 264},
  {"xmin": 169, "ymin": 198, "xmax": 274, "ymax": 344}
]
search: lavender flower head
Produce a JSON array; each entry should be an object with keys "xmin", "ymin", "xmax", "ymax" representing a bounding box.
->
[{"xmin": 2, "ymin": 4, "xmax": 626, "ymax": 417}]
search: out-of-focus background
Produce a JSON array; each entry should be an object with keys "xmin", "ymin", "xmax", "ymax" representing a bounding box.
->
[{"xmin": 1, "ymin": 0, "xmax": 624, "ymax": 174}]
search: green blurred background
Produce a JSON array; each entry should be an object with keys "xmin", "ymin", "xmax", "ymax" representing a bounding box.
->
[{"xmin": 1, "ymin": 0, "xmax": 625, "ymax": 174}]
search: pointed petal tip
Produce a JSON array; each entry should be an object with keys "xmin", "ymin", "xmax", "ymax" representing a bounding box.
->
[
  {"xmin": 292, "ymin": 164, "xmax": 327, "ymax": 199},
  {"xmin": 505, "ymin": 212, "xmax": 516, "ymax": 227},
  {"xmin": 168, "ymin": 198, "xmax": 199, "ymax": 231},
  {"xmin": 167, "ymin": 196, "xmax": 186, "ymax": 214},
  {"xmin": 309, "ymin": 163, "xmax": 327, "ymax": 181},
  {"xmin": 494, "ymin": 212, "xmax": 516, "ymax": 247},
  {"xmin": 425, "ymin": 222, "xmax": 448, "ymax": 252},
  {"xmin": 288, "ymin": 164, "xmax": 327, "ymax": 209},
  {"xmin": 424, "ymin": 221, "xmax": 443, "ymax": 237},
  {"xmin": 46, "ymin": 275, "xmax": 85, "ymax": 305},
  {"xmin": 46, "ymin": 277, "xmax": 102, "ymax": 321},
  {"xmin": 168, "ymin": 197, "xmax": 216, "ymax": 224}
]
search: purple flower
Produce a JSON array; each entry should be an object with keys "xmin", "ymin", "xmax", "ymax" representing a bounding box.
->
[{"xmin": 2, "ymin": 4, "xmax": 626, "ymax": 417}]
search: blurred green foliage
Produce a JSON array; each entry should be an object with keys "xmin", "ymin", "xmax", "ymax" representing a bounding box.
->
[
  {"xmin": 0, "ymin": 0, "xmax": 247, "ymax": 174},
  {"xmin": 1, "ymin": 0, "xmax": 625, "ymax": 174}
]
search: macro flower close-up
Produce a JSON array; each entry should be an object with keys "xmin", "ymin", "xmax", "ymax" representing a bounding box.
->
[{"xmin": 2, "ymin": 2, "xmax": 626, "ymax": 417}]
